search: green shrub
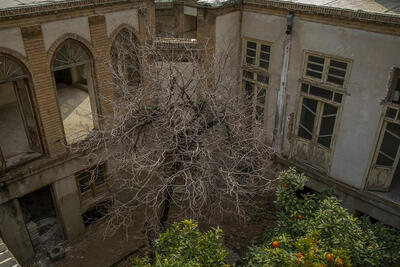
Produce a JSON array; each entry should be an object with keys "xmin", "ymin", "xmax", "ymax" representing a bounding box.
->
[
  {"xmin": 246, "ymin": 168, "xmax": 400, "ymax": 267},
  {"xmin": 131, "ymin": 220, "xmax": 228, "ymax": 266}
]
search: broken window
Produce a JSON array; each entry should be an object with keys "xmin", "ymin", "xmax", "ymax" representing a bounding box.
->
[
  {"xmin": 367, "ymin": 104, "xmax": 400, "ymax": 192},
  {"xmin": 387, "ymin": 68, "xmax": 400, "ymax": 104},
  {"xmin": 75, "ymin": 164, "xmax": 108, "ymax": 202},
  {"xmin": 0, "ymin": 54, "xmax": 42, "ymax": 169},
  {"xmin": 304, "ymin": 53, "xmax": 350, "ymax": 88},
  {"xmin": 242, "ymin": 39, "xmax": 270, "ymax": 126},
  {"xmin": 111, "ymin": 29, "xmax": 140, "ymax": 93},
  {"xmin": 293, "ymin": 52, "xmax": 351, "ymax": 172},
  {"xmin": 52, "ymin": 39, "xmax": 97, "ymax": 144}
]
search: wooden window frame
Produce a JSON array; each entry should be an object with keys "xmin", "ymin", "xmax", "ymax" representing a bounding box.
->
[
  {"xmin": 241, "ymin": 38, "xmax": 271, "ymax": 127},
  {"xmin": 75, "ymin": 164, "xmax": 108, "ymax": 202},
  {"xmin": 303, "ymin": 51, "xmax": 352, "ymax": 90}
]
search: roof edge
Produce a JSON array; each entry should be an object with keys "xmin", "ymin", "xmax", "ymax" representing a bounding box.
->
[
  {"xmin": 243, "ymin": 0, "xmax": 400, "ymax": 25},
  {"xmin": 0, "ymin": 0, "xmax": 133, "ymax": 19}
]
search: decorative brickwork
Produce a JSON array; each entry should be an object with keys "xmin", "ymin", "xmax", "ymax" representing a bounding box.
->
[
  {"xmin": 21, "ymin": 25, "xmax": 66, "ymax": 157},
  {"xmin": 89, "ymin": 15, "xmax": 114, "ymax": 117}
]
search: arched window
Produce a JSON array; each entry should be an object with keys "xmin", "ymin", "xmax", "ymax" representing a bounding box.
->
[
  {"xmin": 51, "ymin": 39, "xmax": 97, "ymax": 144},
  {"xmin": 111, "ymin": 29, "xmax": 140, "ymax": 90},
  {"xmin": 0, "ymin": 54, "xmax": 42, "ymax": 169}
]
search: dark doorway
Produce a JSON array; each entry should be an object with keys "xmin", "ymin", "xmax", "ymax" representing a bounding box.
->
[{"xmin": 19, "ymin": 186, "xmax": 64, "ymax": 253}]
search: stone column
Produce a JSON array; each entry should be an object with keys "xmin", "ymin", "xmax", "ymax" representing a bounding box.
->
[
  {"xmin": 0, "ymin": 199, "xmax": 35, "ymax": 264},
  {"xmin": 52, "ymin": 176, "xmax": 85, "ymax": 240}
]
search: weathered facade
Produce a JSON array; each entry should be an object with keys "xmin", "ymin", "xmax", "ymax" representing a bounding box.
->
[
  {"xmin": 155, "ymin": 0, "xmax": 400, "ymax": 228},
  {"xmin": 2, "ymin": 0, "xmax": 400, "ymax": 264},
  {"xmin": 0, "ymin": 0, "xmax": 154, "ymax": 264}
]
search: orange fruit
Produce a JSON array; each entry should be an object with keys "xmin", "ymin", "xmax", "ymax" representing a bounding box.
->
[
  {"xmin": 297, "ymin": 214, "xmax": 302, "ymax": 220},
  {"xmin": 326, "ymin": 253, "xmax": 334, "ymax": 263},
  {"xmin": 283, "ymin": 183, "xmax": 287, "ymax": 187},
  {"xmin": 272, "ymin": 241, "xmax": 279, "ymax": 248},
  {"xmin": 296, "ymin": 252, "xmax": 303, "ymax": 258},
  {"xmin": 335, "ymin": 258, "xmax": 344, "ymax": 267}
]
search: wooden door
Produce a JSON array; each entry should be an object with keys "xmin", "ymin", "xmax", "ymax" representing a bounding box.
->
[
  {"xmin": 367, "ymin": 121, "xmax": 400, "ymax": 191},
  {"xmin": 13, "ymin": 79, "xmax": 42, "ymax": 153}
]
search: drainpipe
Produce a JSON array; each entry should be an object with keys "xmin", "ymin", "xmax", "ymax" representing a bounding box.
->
[{"xmin": 273, "ymin": 13, "xmax": 294, "ymax": 152}]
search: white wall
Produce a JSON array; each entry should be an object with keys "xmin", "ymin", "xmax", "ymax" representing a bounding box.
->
[
  {"xmin": 242, "ymin": 11, "xmax": 400, "ymax": 189},
  {"xmin": 105, "ymin": 9, "xmax": 139, "ymax": 37},
  {"xmin": 0, "ymin": 28, "xmax": 26, "ymax": 57},
  {"xmin": 42, "ymin": 17, "xmax": 91, "ymax": 51}
]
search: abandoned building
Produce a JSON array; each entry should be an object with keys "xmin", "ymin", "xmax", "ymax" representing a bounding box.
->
[{"xmin": 0, "ymin": 0, "xmax": 400, "ymax": 264}]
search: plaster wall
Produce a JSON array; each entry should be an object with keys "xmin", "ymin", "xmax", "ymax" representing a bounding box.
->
[
  {"xmin": 0, "ymin": 27, "xmax": 26, "ymax": 57},
  {"xmin": 105, "ymin": 9, "xmax": 139, "ymax": 37},
  {"xmin": 42, "ymin": 17, "xmax": 91, "ymax": 51},
  {"xmin": 242, "ymin": 11, "xmax": 400, "ymax": 189},
  {"xmin": 216, "ymin": 11, "xmax": 241, "ymax": 95}
]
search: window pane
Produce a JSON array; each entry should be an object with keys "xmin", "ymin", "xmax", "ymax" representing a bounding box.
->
[
  {"xmin": 243, "ymin": 70, "xmax": 254, "ymax": 80},
  {"xmin": 77, "ymin": 172, "xmax": 91, "ymax": 194},
  {"xmin": 298, "ymin": 98, "xmax": 317, "ymax": 140},
  {"xmin": 317, "ymin": 136, "xmax": 332, "ymax": 149},
  {"xmin": 307, "ymin": 63, "xmax": 323, "ymax": 72},
  {"xmin": 246, "ymin": 57, "xmax": 255, "ymax": 65},
  {"xmin": 327, "ymin": 75, "xmax": 344, "ymax": 86},
  {"xmin": 328, "ymin": 68, "xmax": 346, "ymax": 77},
  {"xmin": 257, "ymin": 87, "xmax": 266, "ymax": 105},
  {"xmin": 308, "ymin": 55, "xmax": 324, "ymax": 65},
  {"xmin": 386, "ymin": 122, "xmax": 400, "ymax": 137},
  {"xmin": 246, "ymin": 49, "xmax": 256, "ymax": 57},
  {"xmin": 261, "ymin": 44, "xmax": 270, "ymax": 52},
  {"xmin": 309, "ymin": 85, "xmax": 333, "ymax": 100},
  {"xmin": 259, "ymin": 60, "xmax": 269, "ymax": 69},
  {"xmin": 306, "ymin": 70, "xmax": 322, "ymax": 79},
  {"xmin": 247, "ymin": 41, "xmax": 256, "ymax": 49},
  {"xmin": 379, "ymin": 127, "xmax": 400, "ymax": 160},
  {"xmin": 260, "ymin": 52, "xmax": 270, "ymax": 61},
  {"xmin": 244, "ymin": 81, "xmax": 254, "ymax": 105},
  {"xmin": 94, "ymin": 166, "xmax": 105, "ymax": 186},
  {"xmin": 376, "ymin": 153, "xmax": 394, "ymax": 166},
  {"xmin": 322, "ymin": 103, "xmax": 338, "ymax": 116},
  {"xmin": 301, "ymin": 83, "xmax": 309, "ymax": 93},
  {"xmin": 334, "ymin": 93, "xmax": 343, "ymax": 103},
  {"xmin": 256, "ymin": 106, "xmax": 264, "ymax": 122},
  {"xmin": 385, "ymin": 108, "xmax": 397, "ymax": 119},
  {"xmin": 330, "ymin": 60, "xmax": 347, "ymax": 70},
  {"xmin": 257, "ymin": 74, "xmax": 268, "ymax": 84}
]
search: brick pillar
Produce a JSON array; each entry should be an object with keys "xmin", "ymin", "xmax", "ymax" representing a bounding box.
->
[
  {"xmin": 21, "ymin": 26, "xmax": 66, "ymax": 157},
  {"xmin": 88, "ymin": 15, "xmax": 114, "ymax": 117}
]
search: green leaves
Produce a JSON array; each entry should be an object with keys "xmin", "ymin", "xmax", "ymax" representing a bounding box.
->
[{"xmin": 246, "ymin": 168, "xmax": 400, "ymax": 267}]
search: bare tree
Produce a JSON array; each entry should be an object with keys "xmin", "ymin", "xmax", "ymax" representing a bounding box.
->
[{"xmin": 76, "ymin": 31, "xmax": 278, "ymax": 243}]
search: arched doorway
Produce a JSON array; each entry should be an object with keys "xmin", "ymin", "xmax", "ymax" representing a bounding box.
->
[
  {"xmin": 110, "ymin": 28, "xmax": 140, "ymax": 94},
  {"xmin": 51, "ymin": 39, "xmax": 97, "ymax": 144},
  {"xmin": 0, "ymin": 54, "xmax": 42, "ymax": 169}
]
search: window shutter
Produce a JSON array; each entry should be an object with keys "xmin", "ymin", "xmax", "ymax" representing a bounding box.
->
[{"xmin": 13, "ymin": 79, "xmax": 42, "ymax": 153}]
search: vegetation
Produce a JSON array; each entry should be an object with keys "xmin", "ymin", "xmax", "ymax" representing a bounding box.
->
[
  {"xmin": 246, "ymin": 168, "xmax": 400, "ymax": 267},
  {"xmin": 131, "ymin": 220, "xmax": 228, "ymax": 266},
  {"xmin": 130, "ymin": 169, "xmax": 400, "ymax": 266}
]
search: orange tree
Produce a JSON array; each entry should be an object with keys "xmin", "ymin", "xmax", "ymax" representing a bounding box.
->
[
  {"xmin": 131, "ymin": 220, "xmax": 228, "ymax": 266},
  {"xmin": 245, "ymin": 168, "xmax": 400, "ymax": 267}
]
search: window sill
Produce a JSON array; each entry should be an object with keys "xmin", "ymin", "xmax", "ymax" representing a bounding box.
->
[{"xmin": 2, "ymin": 152, "xmax": 43, "ymax": 172}]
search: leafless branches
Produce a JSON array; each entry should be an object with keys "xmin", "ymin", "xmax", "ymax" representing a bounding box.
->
[{"xmin": 77, "ymin": 31, "xmax": 277, "ymax": 240}]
